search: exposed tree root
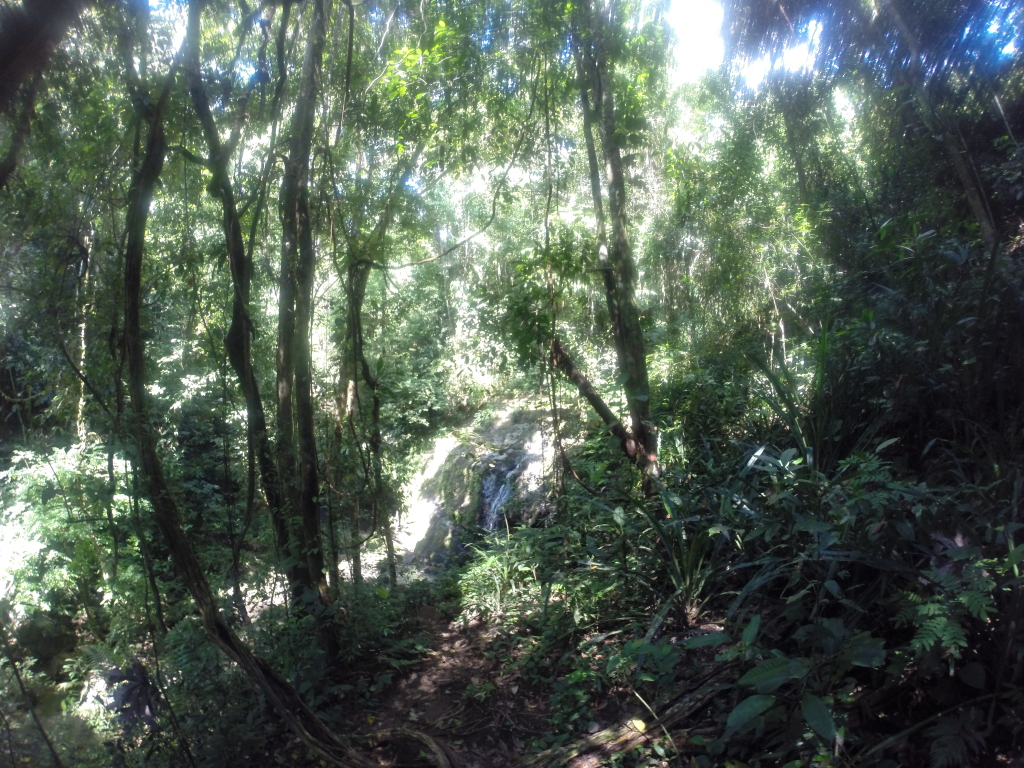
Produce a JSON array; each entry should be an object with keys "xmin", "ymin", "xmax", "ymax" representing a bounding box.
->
[{"xmin": 364, "ymin": 728, "xmax": 457, "ymax": 768}]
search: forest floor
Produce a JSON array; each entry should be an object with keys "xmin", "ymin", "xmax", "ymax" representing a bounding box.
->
[
  {"xmin": 347, "ymin": 609, "xmax": 551, "ymax": 768},
  {"xmin": 334, "ymin": 597, "xmax": 688, "ymax": 768}
]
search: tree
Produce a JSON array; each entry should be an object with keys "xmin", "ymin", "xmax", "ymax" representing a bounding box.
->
[{"xmin": 570, "ymin": 0, "xmax": 658, "ymax": 484}]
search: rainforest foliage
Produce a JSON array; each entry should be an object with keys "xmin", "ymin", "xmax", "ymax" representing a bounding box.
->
[{"xmin": 0, "ymin": 0, "xmax": 1023, "ymax": 765}]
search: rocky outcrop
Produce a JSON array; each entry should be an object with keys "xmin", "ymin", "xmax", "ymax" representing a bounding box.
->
[{"xmin": 399, "ymin": 403, "xmax": 551, "ymax": 565}]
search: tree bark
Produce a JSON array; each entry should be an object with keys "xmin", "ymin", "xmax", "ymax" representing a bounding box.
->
[
  {"xmin": 0, "ymin": 74, "xmax": 39, "ymax": 189},
  {"xmin": 570, "ymin": 0, "xmax": 658, "ymax": 486},
  {"xmin": 551, "ymin": 337, "xmax": 629, "ymax": 446},
  {"xmin": 121, "ymin": 55, "xmax": 374, "ymax": 768},
  {"xmin": 183, "ymin": 0, "xmax": 299, "ymax": 599},
  {"xmin": 279, "ymin": 0, "xmax": 332, "ymax": 605}
]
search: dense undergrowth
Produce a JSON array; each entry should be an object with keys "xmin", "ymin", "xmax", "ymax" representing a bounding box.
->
[
  {"xmin": 1, "ymin": 1, "xmax": 1021, "ymax": 761},
  {"xmin": 454, "ymin": 235, "xmax": 1024, "ymax": 766},
  {"xmin": 3, "ymin": 233, "xmax": 1024, "ymax": 767},
  {"xmin": 2, "ymin": 229, "xmax": 1023, "ymax": 767}
]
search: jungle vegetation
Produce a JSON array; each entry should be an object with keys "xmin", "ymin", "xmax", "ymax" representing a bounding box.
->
[{"xmin": 0, "ymin": 0, "xmax": 1023, "ymax": 765}]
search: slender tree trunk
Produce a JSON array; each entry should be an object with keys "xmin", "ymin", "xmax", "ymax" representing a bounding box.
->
[
  {"xmin": 777, "ymin": 85, "xmax": 811, "ymax": 207},
  {"xmin": 551, "ymin": 338, "xmax": 628, "ymax": 445},
  {"xmin": 336, "ymin": 374, "xmax": 362, "ymax": 584},
  {"xmin": 184, "ymin": 0, "xmax": 299, "ymax": 598},
  {"xmin": 280, "ymin": 0, "xmax": 331, "ymax": 605},
  {"xmin": 366, "ymin": 358, "xmax": 397, "ymax": 587},
  {"xmin": 121, "ymin": 54, "xmax": 374, "ymax": 768},
  {"xmin": 71, "ymin": 223, "xmax": 93, "ymax": 443},
  {"xmin": 324, "ymin": 439, "xmax": 342, "ymax": 594},
  {"xmin": 131, "ymin": 466, "xmax": 167, "ymax": 636},
  {"xmin": 343, "ymin": 260, "xmax": 372, "ymax": 582},
  {"xmin": 571, "ymin": 0, "xmax": 658, "ymax": 487},
  {"xmin": 335, "ymin": 159, "xmax": 415, "ymax": 583},
  {"xmin": 0, "ymin": 73, "xmax": 39, "ymax": 188},
  {"xmin": 349, "ymin": 503, "xmax": 363, "ymax": 583}
]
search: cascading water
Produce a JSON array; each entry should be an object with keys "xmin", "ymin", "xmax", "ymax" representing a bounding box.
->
[
  {"xmin": 480, "ymin": 452, "xmax": 521, "ymax": 531},
  {"xmin": 479, "ymin": 430, "xmax": 545, "ymax": 531},
  {"xmin": 398, "ymin": 406, "xmax": 549, "ymax": 565}
]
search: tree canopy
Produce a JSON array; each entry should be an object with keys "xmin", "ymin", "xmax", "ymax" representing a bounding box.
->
[{"xmin": 1, "ymin": 0, "xmax": 1022, "ymax": 765}]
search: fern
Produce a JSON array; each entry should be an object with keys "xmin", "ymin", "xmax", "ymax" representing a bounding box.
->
[
  {"xmin": 78, "ymin": 642, "xmax": 127, "ymax": 673},
  {"xmin": 927, "ymin": 713, "xmax": 984, "ymax": 768},
  {"xmin": 895, "ymin": 559, "xmax": 997, "ymax": 660},
  {"xmin": 957, "ymin": 563, "xmax": 996, "ymax": 620}
]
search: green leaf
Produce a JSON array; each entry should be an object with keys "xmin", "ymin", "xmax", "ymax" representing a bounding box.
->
[
  {"xmin": 683, "ymin": 632, "xmax": 732, "ymax": 649},
  {"xmin": 1006, "ymin": 543, "xmax": 1024, "ymax": 569},
  {"xmin": 801, "ymin": 693, "xmax": 835, "ymax": 740},
  {"xmin": 741, "ymin": 614, "xmax": 761, "ymax": 645},
  {"xmin": 738, "ymin": 656, "xmax": 811, "ymax": 693},
  {"xmin": 375, "ymin": 587, "xmax": 390, "ymax": 599},
  {"xmin": 876, "ymin": 437, "xmax": 899, "ymax": 453},
  {"xmin": 795, "ymin": 518, "xmax": 833, "ymax": 533},
  {"xmin": 844, "ymin": 632, "xmax": 885, "ymax": 668},
  {"xmin": 957, "ymin": 661, "xmax": 985, "ymax": 689},
  {"xmin": 738, "ymin": 657, "xmax": 791, "ymax": 692},
  {"xmin": 787, "ymin": 656, "xmax": 812, "ymax": 679},
  {"xmin": 726, "ymin": 694, "xmax": 775, "ymax": 733}
]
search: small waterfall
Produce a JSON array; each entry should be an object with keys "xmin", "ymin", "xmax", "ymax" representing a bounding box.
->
[
  {"xmin": 481, "ymin": 456, "xmax": 518, "ymax": 531},
  {"xmin": 397, "ymin": 410, "xmax": 549, "ymax": 565},
  {"xmin": 480, "ymin": 429, "xmax": 544, "ymax": 531}
]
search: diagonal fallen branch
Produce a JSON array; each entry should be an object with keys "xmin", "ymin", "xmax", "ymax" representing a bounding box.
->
[{"xmin": 522, "ymin": 666, "xmax": 732, "ymax": 768}]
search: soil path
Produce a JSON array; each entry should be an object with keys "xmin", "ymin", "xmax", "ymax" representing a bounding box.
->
[{"xmin": 362, "ymin": 610, "xmax": 550, "ymax": 768}]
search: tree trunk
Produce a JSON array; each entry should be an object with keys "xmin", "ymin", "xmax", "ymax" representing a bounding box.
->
[
  {"xmin": 184, "ymin": 0, "xmax": 298, "ymax": 598},
  {"xmin": 335, "ymin": 159, "xmax": 416, "ymax": 583},
  {"xmin": 0, "ymin": 73, "xmax": 40, "ymax": 188},
  {"xmin": 777, "ymin": 84, "xmax": 811, "ymax": 208},
  {"xmin": 336, "ymin": 374, "xmax": 362, "ymax": 584},
  {"xmin": 279, "ymin": 0, "xmax": 331, "ymax": 605},
  {"xmin": 121, "ymin": 56, "xmax": 374, "ymax": 768},
  {"xmin": 570, "ymin": 0, "xmax": 658, "ymax": 487}
]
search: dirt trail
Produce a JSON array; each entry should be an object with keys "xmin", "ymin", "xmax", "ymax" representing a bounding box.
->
[{"xmin": 363, "ymin": 611, "xmax": 550, "ymax": 768}]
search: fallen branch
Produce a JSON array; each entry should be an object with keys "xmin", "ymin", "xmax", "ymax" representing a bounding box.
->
[{"xmin": 522, "ymin": 672, "xmax": 729, "ymax": 767}]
